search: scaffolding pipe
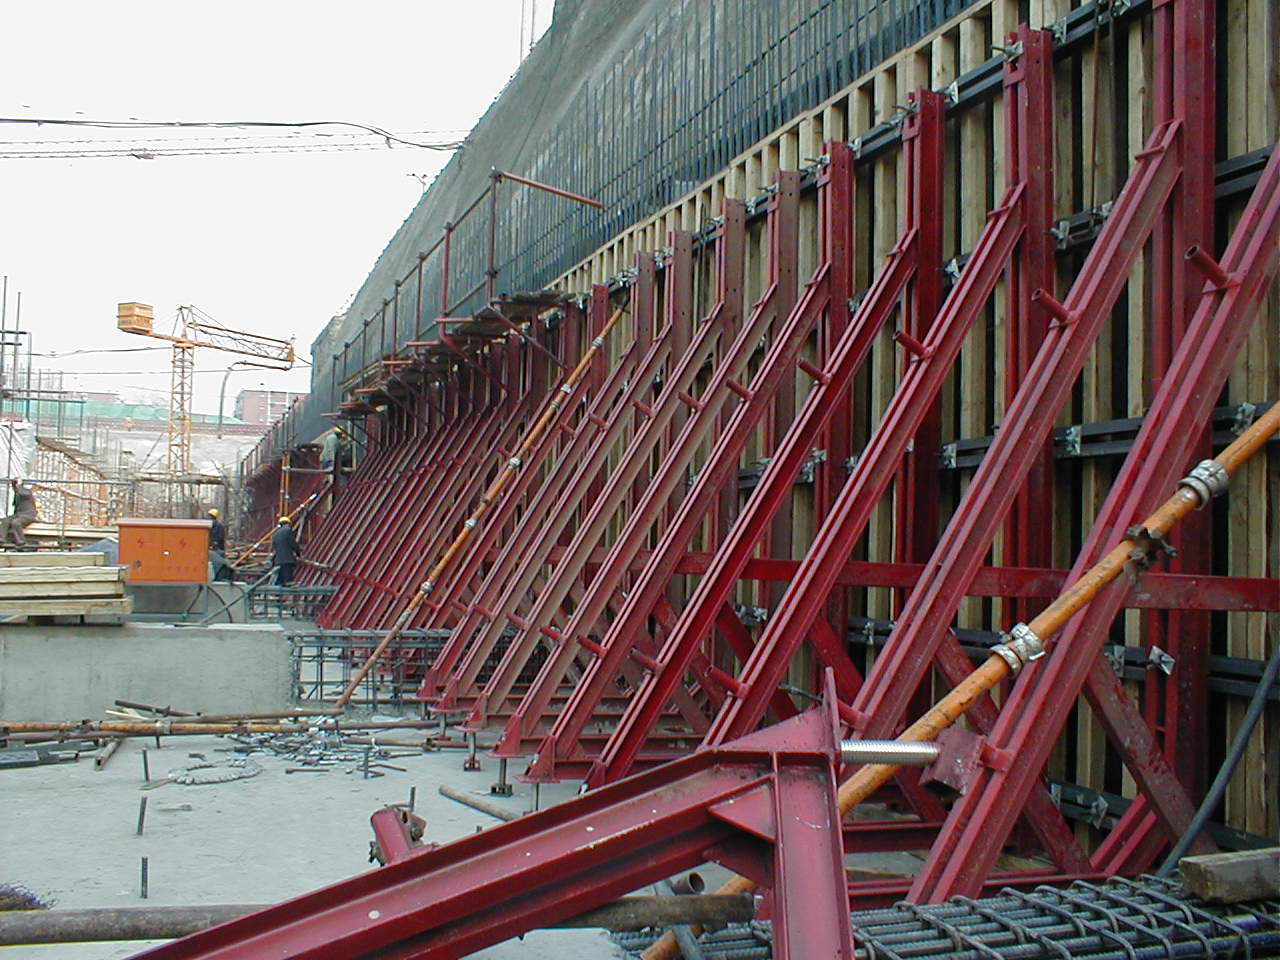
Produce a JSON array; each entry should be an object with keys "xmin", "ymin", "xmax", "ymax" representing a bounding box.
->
[
  {"xmin": 642, "ymin": 401, "xmax": 1280, "ymax": 960},
  {"xmin": 334, "ymin": 306, "xmax": 629, "ymax": 707},
  {"xmin": 0, "ymin": 896, "xmax": 755, "ymax": 945}
]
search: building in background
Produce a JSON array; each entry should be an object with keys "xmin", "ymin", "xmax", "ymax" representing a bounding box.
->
[{"xmin": 234, "ymin": 389, "xmax": 307, "ymax": 426}]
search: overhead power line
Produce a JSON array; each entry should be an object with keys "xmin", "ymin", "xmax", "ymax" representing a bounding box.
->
[{"xmin": 0, "ymin": 117, "xmax": 468, "ymax": 160}]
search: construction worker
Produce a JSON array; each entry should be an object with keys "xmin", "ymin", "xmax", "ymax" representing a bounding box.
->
[
  {"xmin": 320, "ymin": 426, "xmax": 351, "ymax": 486},
  {"xmin": 207, "ymin": 507, "xmax": 226, "ymax": 552},
  {"xmin": 270, "ymin": 515, "xmax": 299, "ymax": 585},
  {"xmin": 0, "ymin": 478, "xmax": 38, "ymax": 548}
]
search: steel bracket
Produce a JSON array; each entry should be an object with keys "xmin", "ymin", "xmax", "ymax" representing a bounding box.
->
[
  {"xmin": 1230, "ymin": 402, "xmax": 1258, "ymax": 435},
  {"xmin": 1145, "ymin": 645, "xmax": 1175, "ymax": 675},
  {"xmin": 734, "ymin": 603, "xmax": 770, "ymax": 627},
  {"xmin": 1123, "ymin": 524, "xmax": 1178, "ymax": 584}
]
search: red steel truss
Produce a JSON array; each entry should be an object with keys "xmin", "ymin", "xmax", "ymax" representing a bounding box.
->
[{"xmin": 226, "ymin": 0, "xmax": 1280, "ymax": 952}]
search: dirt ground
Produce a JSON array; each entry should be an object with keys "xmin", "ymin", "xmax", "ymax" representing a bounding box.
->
[{"xmin": 1, "ymin": 723, "xmax": 625, "ymax": 959}]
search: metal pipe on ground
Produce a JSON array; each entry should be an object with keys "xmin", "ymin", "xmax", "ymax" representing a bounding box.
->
[
  {"xmin": 0, "ymin": 897, "xmax": 756, "ymax": 945},
  {"xmin": 0, "ymin": 719, "xmax": 450, "ymax": 738},
  {"xmin": 641, "ymin": 403, "xmax": 1280, "ymax": 960},
  {"xmin": 437, "ymin": 784, "xmax": 519, "ymax": 821}
]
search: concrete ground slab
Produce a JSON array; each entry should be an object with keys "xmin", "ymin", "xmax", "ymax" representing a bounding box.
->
[{"xmin": 0, "ymin": 723, "xmax": 622, "ymax": 959}]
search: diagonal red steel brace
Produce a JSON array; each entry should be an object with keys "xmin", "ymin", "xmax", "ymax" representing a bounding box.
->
[
  {"xmin": 132, "ymin": 703, "xmax": 855, "ymax": 960},
  {"xmin": 909, "ymin": 138, "xmax": 1279, "ymax": 902},
  {"xmin": 455, "ymin": 218, "xmax": 773, "ymax": 727},
  {"xmin": 520, "ymin": 148, "xmax": 855, "ymax": 777}
]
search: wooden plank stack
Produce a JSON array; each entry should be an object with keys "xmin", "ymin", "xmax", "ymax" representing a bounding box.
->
[{"xmin": 0, "ymin": 552, "xmax": 132, "ymax": 619}]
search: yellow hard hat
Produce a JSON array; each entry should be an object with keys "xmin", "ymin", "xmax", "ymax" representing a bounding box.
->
[
  {"xmin": 207, "ymin": 508, "xmax": 219, "ymax": 518},
  {"xmin": 279, "ymin": 515, "xmax": 291, "ymax": 524}
]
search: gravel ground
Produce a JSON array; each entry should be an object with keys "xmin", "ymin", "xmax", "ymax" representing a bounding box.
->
[{"xmin": 1, "ymin": 724, "xmax": 625, "ymax": 959}]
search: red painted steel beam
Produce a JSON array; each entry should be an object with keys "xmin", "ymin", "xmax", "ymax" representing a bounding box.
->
[
  {"xmin": 1002, "ymin": 28, "xmax": 1059, "ymax": 628},
  {"xmin": 584, "ymin": 198, "xmax": 923, "ymax": 789},
  {"xmin": 133, "ymin": 705, "xmax": 854, "ymax": 960},
  {"xmin": 415, "ymin": 342, "xmax": 641, "ymax": 699},
  {"xmin": 895, "ymin": 89, "xmax": 946, "ymax": 575},
  {"xmin": 459, "ymin": 220, "xmax": 774, "ymax": 728},
  {"xmin": 427, "ymin": 311, "xmax": 681, "ymax": 712},
  {"xmin": 907, "ymin": 126, "xmax": 1279, "ymax": 905},
  {"xmin": 762, "ymin": 172, "xmax": 802, "ymax": 612},
  {"xmin": 500, "ymin": 186, "xmax": 833, "ymax": 758}
]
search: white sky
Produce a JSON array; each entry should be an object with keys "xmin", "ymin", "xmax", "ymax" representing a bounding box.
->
[{"xmin": 0, "ymin": 1, "xmax": 550, "ymax": 416}]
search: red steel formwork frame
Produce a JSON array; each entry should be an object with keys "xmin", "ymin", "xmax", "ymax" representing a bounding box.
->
[
  {"xmin": 517, "ymin": 135, "xmax": 859, "ymax": 776},
  {"xmin": 137, "ymin": 702, "xmax": 863, "ymax": 960},
  {"xmin": 418, "ymin": 290, "xmax": 688, "ymax": 716},
  {"xmin": 589, "ymin": 65, "xmax": 1033, "ymax": 787},
  {"xmin": 219, "ymin": 0, "xmax": 1280, "ymax": 951}
]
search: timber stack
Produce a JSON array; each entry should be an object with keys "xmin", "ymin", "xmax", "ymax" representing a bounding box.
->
[{"xmin": 0, "ymin": 552, "xmax": 132, "ymax": 621}]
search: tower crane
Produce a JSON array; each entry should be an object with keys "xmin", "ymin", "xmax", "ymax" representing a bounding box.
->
[{"xmin": 116, "ymin": 302, "xmax": 295, "ymax": 479}]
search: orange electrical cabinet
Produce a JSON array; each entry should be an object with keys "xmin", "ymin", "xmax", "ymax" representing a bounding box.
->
[{"xmin": 117, "ymin": 518, "xmax": 211, "ymax": 583}]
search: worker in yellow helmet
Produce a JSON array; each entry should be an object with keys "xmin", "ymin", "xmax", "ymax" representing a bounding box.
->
[
  {"xmin": 206, "ymin": 507, "xmax": 226, "ymax": 552},
  {"xmin": 271, "ymin": 515, "xmax": 299, "ymax": 585}
]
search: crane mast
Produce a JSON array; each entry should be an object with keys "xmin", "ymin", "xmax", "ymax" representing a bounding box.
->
[{"xmin": 116, "ymin": 302, "xmax": 295, "ymax": 506}]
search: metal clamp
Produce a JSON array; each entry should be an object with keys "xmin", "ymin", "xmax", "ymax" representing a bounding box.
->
[
  {"xmin": 733, "ymin": 604, "xmax": 769, "ymax": 627},
  {"xmin": 1062, "ymin": 423, "xmax": 1083, "ymax": 457},
  {"xmin": 1087, "ymin": 793, "xmax": 1111, "ymax": 828},
  {"xmin": 1178, "ymin": 458, "xmax": 1228, "ymax": 508},
  {"xmin": 940, "ymin": 442, "xmax": 957, "ymax": 469},
  {"xmin": 1123, "ymin": 524, "xmax": 1178, "ymax": 584},
  {"xmin": 507, "ymin": 456, "xmax": 523, "ymax": 469},
  {"xmin": 1231, "ymin": 402, "xmax": 1258, "ymax": 435},
  {"xmin": 463, "ymin": 518, "xmax": 478, "ymax": 529},
  {"xmin": 991, "ymin": 622, "xmax": 1046, "ymax": 673},
  {"xmin": 798, "ymin": 448, "xmax": 827, "ymax": 484},
  {"xmin": 1146, "ymin": 645, "xmax": 1175, "ymax": 675}
]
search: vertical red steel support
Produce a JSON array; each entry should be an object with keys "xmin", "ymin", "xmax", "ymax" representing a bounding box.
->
[
  {"xmin": 467, "ymin": 220, "xmax": 761, "ymax": 729},
  {"xmin": 895, "ymin": 90, "xmax": 946, "ymax": 574},
  {"xmin": 1145, "ymin": 0, "xmax": 1217, "ymax": 805},
  {"xmin": 1001, "ymin": 25, "xmax": 1058, "ymax": 629},
  {"xmin": 909, "ymin": 140, "xmax": 1277, "ymax": 901},
  {"xmin": 762, "ymin": 173, "xmax": 802, "ymax": 612},
  {"xmin": 589, "ymin": 171, "xmax": 933, "ymax": 789}
]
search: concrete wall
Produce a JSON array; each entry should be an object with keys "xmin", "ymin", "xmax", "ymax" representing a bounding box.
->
[{"xmin": 0, "ymin": 623, "xmax": 292, "ymax": 720}]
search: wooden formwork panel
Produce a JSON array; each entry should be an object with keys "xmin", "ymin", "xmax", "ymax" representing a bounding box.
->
[{"xmin": 549, "ymin": 0, "xmax": 1278, "ymax": 841}]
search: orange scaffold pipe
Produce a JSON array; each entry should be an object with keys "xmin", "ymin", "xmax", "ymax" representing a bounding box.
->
[
  {"xmin": 335, "ymin": 306, "xmax": 629, "ymax": 708},
  {"xmin": 642, "ymin": 400, "xmax": 1280, "ymax": 960}
]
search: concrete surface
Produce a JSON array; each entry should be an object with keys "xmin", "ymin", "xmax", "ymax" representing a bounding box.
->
[
  {"xmin": 0, "ymin": 623, "xmax": 292, "ymax": 719},
  {"xmin": 0, "ymin": 725, "xmax": 623, "ymax": 959},
  {"xmin": 125, "ymin": 583, "xmax": 248, "ymax": 623}
]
